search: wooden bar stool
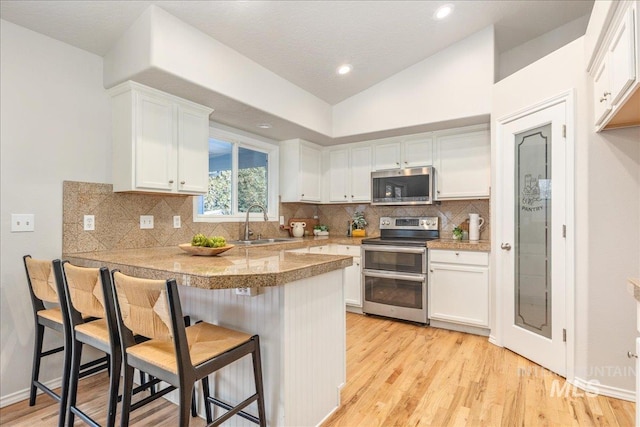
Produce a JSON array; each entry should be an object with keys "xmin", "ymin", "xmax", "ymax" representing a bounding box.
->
[
  {"xmin": 53, "ymin": 261, "xmax": 177, "ymax": 427},
  {"xmin": 52, "ymin": 260, "xmax": 121, "ymax": 427},
  {"xmin": 23, "ymin": 256, "xmax": 107, "ymax": 427},
  {"xmin": 109, "ymin": 271, "xmax": 266, "ymax": 427}
]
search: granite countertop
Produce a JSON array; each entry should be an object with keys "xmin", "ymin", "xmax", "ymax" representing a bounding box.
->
[
  {"xmin": 65, "ymin": 244, "xmax": 354, "ymax": 290},
  {"xmin": 627, "ymin": 278, "xmax": 640, "ymax": 302},
  {"xmin": 427, "ymin": 239, "xmax": 491, "ymax": 252}
]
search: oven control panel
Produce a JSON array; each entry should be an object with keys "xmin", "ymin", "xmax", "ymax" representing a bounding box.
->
[{"xmin": 379, "ymin": 216, "xmax": 439, "ymax": 230}]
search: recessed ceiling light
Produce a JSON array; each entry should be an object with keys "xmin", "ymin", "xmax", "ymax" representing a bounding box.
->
[
  {"xmin": 337, "ymin": 64, "xmax": 352, "ymax": 75},
  {"xmin": 433, "ymin": 4, "xmax": 454, "ymax": 20},
  {"xmin": 257, "ymin": 123, "xmax": 272, "ymax": 129}
]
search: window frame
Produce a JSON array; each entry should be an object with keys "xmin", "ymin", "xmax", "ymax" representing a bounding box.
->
[{"xmin": 193, "ymin": 125, "xmax": 279, "ymax": 223}]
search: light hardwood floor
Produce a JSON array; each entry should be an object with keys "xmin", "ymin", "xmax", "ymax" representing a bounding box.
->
[{"xmin": 0, "ymin": 313, "xmax": 635, "ymax": 426}]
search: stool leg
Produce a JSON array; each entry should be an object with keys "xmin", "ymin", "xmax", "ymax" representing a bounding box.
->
[
  {"xmin": 58, "ymin": 324, "xmax": 73, "ymax": 427},
  {"xmin": 191, "ymin": 387, "xmax": 197, "ymax": 417},
  {"xmin": 66, "ymin": 340, "xmax": 83, "ymax": 427},
  {"xmin": 252, "ymin": 336, "xmax": 267, "ymax": 427},
  {"xmin": 178, "ymin": 383, "xmax": 194, "ymax": 427},
  {"xmin": 201, "ymin": 375, "xmax": 213, "ymax": 423},
  {"xmin": 105, "ymin": 351, "xmax": 121, "ymax": 427},
  {"xmin": 29, "ymin": 324, "xmax": 45, "ymax": 406},
  {"xmin": 120, "ymin": 365, "xmax": 135, "ymax": 427}
]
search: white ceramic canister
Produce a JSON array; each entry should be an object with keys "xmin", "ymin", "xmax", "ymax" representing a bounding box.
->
[
  {"xmin": 468, "ymin": 214, "xmax": 485, "ymax": 241},
  {"xmin": 290, "ymin": 221, "xmax": 306, "ymax": 238}
]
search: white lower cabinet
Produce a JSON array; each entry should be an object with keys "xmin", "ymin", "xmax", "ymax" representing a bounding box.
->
[
  {"xmin": 429, "ymin": 249, "xmax": 489, "ymax": 328},
  {"xmin": 309, "ymin": 245, "xmax": 332, "ymax": 254},
  {"xmin": 336, "ymin": 245, "xmax": 362, "ymax": 308}
]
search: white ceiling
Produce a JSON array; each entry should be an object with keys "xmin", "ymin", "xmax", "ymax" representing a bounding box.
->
[{"xmin": 1, "ymin": 0, "xmax": 594, "ymax": 105}]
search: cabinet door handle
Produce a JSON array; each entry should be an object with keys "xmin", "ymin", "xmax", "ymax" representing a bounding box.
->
[
  {"xmin": 628, "ymin": 351, "xmax": 638, "ymax": 359},
  {"xmin": 455, "ymin": 252, "xmax": 459, "ymax": 256},
  {"xmin": 396, "ymin": 162, "xmax": 400, "ymax": 166},
  {"xmin": 344, "ymin": 195, "xmax": 347, "ymax": 198},
  {"xmin": 404, "ymin": 161, "xmax": 408, "ymax": 165},
  {"xmin": 600, "ymin": 92, "xmax": 611, "ymax": 102},
  {"xmin": 351, "ymin": 195, "xmax": 354, "ymax": 198},
  {"xmin": 180, "ymin": 181, "xmax": 185, "ymax": 185},
  {"xmin": 301, "ymin": 194, "xmax": 304, "ymax": 197},
  {"xmin": 501, "ymin": 243, "xmax": 512, "ymax": 251},
  {"xmin": 169, "ymin": 179, "xmax": 174, "ymax": 184}
]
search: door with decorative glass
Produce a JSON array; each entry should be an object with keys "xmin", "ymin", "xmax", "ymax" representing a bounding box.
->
[{"xmin": 499, "ymin": 101, "xmax": 567, "ymax": 376}]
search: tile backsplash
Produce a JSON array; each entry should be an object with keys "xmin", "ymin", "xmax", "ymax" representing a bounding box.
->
[
  {"xmin": 63, "ymin": 181, "xmax": 489, "ymax": 254},
  {"xmin": 292, "ymin": 199, "xmax": 490, "ymax": 240}
]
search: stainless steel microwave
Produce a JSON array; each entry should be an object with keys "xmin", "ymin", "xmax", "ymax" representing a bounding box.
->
[{"xmin": 371, "ymin": 166, "xmax": 434, "ymax": 205}]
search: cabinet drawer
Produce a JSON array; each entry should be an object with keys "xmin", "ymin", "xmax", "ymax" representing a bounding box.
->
[
  {"xmin": 336, "ymin": 245, "xmax": 361, "ymax": 256},
  {"xmin": 309, "ymin": 245, "xmax": 333, "ymax": 254},
  {"xmin": 429, "ymin": 249, "xmax": 489, "ymax": 266}
]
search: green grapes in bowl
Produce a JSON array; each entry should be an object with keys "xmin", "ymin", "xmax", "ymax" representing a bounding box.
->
[{"xmin": 191, "ymin": 234, "xmax": 227, "ymax": 248}]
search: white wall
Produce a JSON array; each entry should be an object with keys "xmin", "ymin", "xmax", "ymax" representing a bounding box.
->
[
  {"xmin": 498, "ymin": 14, "xmax": 590, "ymax": 81},
  {"xmin": 0, "ymin": 20, "xmax": 111, "ymax": 405},
  {"xmin": 332, "ymin": 26, "xmax": 494, "ymax": 138},
  {"xmin": 492, "ymin": 37, "xmax": 640, "ymax": 394}
]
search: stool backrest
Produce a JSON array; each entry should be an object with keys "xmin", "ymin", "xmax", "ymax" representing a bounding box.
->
[
  {"xmin": 111, "ymin": 272, "xmax": 174, "ymax": 342},
  {"xmin": 24, "ymin": 256, "xmax": 58, "ymax": 305},
  {"xmin": 62, "ymin": 263, "xmax": 105, "ymax": 319}
]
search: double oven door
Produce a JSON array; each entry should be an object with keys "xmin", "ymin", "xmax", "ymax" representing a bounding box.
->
[{"xmin": 362, "ymin": 245, "xmax": 428, "ymax": 324}]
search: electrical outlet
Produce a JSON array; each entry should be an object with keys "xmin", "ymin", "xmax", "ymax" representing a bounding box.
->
[
  {"xmin": 140, "ymin": 215, "xmax": 154, "ymax": 229},
  {"xmin": 235, "ymin": 287, "xmax": 258, "ymax": 296},
  {"xmin": 11, "ymin": 214, "xmax": 34, "ymax": 232},
  {"xmin": 83, "ymin": 215, "xmax": 95, "ymax": 231},
  {"xmin": 173, "ymin": 215, "xmax": 181, "ymax": 228}
]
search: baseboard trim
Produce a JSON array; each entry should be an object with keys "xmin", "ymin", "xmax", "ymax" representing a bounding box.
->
[
  {"xmin": 572, "ymin": 376, "xmax": 635, "ymax": 402},
  {"xmin": 488, "ymin": 334, "xmax": 501, "ymax": 347},
  {"xmin": 0, "ymin": 377, "xmax": 62, "ymax": 409},
  {"xmin": 429, "ymin": 319, "xmax": 490, "ymax": 337}
]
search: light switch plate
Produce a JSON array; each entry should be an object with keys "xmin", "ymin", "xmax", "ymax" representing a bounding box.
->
[
  {"xmin": 11, "ymin": 214, "xmax": 34, "ymax": 232},
  {"xmin": 173, "ymin": 215, "xmax": 181, "ymax": 228},
  {"xmin": 140, "ymin": 215, "xmax": 154, "ymax": 229},
  {"xmin": 83, "ymin": 215, "xmax": 95, "ymax": 231}
]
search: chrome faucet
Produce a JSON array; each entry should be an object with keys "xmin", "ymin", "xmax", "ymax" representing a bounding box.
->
[{"xmin": 243, "ymin": 204, "xmax": 268, "ymax": 240}]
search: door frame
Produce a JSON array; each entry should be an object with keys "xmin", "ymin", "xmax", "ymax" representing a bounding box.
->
[{"xmin": 493, "ymin": 89, "xmax": 576, "ymax": 382}]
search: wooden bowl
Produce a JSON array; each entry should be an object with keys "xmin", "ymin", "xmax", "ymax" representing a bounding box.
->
[{"xmin": 178, "ymin": 243, "xmax": 235, "ymax": 256}]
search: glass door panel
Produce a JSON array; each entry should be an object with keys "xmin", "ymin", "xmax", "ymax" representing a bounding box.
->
[{"xmin": 515, "ymin": 124, "xmax": 552, "ymax": 338}]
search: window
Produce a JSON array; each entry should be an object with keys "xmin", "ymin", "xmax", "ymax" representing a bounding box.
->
[{"xmin": 194, "ymin": 126, "xmax": 279, "ymax": 222}]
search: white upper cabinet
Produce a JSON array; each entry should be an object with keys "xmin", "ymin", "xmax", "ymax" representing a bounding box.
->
[
  {"xmin": 280, "ymin": 139, "xmax": 322, "ymax": 202},
  {"xmin": 587, "ymin": 1, "xmax": 640, "ymax": 131},
  {"xmin": 434, "ymin": 125, "xmax": 490, "ymax": 200},
  {"xmin": 402, "ymin": 134, "xmax": 434, "ymax": 168},
  {"xmin": 328, "ymin": 148, "xmax": 349, "ymax": 202},
  {"xmin": 372, "ymin": 134, "xmax": 433, "ymax": 170},
  {"xmin": 110, "ymin": 81, "xmax": 212, "ymax": 194},
  {"xmin": 593, "ymin": 59, "xmax": 613, "ymax": 125},
  {"xmin": 372, "ymin": 142, "xmax": 402, "ymax": 170},
  {"xmin": 350, "ymin": 146, "xmax": 372, "ymax": 201},
  {"xmin": 326, "ymin": 145, "xmax": 372, "ymax": 203}
]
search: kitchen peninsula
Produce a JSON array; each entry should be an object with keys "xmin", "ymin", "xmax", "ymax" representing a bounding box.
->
[{"xmin": 66, "ymin": 245, "xmax": 353, "ymax": 426}]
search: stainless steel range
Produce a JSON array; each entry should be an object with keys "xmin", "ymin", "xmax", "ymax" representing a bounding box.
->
[{"xmin": 361, "ymin": 216, "xmax": 439, "ymax": 324}]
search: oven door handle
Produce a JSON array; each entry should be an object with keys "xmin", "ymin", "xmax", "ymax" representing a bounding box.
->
[
  {"xmin": 362, "ymin": 246, "xmax": 426, "ymax": 254},
  {"xmin": 363, "ymin": 269, "xmax": 425, "ymax": 282}
]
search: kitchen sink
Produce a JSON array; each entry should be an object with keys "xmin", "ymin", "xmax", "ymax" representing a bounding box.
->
[{"xmin": 229, "ymin": 238, "xmax": 298, "ymax": 246}]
